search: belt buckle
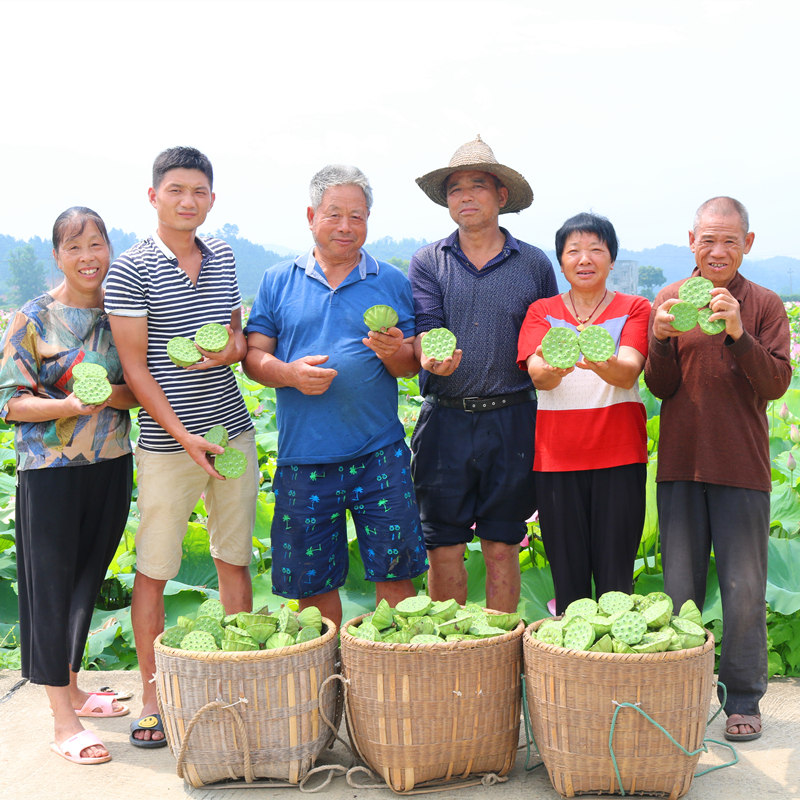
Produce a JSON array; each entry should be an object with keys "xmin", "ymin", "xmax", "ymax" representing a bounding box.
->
[{"xmin": 462, "ymin": 396, "xmax": 480, "ymax": 412}]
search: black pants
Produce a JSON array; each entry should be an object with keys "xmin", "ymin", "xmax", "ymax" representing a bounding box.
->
[
  {"xmin": 16, "ymin": 454, "xmax": 133, "ymax": 686},
  {"xmin": 658, "ymin": 481, "xmax": 769, "ymax": 716},
  {"xmin": 536, "ymin": 463, "xmax": 646, "ymax": 614}
]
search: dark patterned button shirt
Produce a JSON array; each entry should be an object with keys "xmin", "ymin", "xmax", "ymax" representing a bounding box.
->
[{"xmin": 409, "ymin": 228, "xmax": 558, "ymax": 398}]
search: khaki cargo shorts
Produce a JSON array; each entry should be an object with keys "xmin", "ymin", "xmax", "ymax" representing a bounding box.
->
[{"xmin": 134, "ymin": 428, "xmax": 258, "ymax": 580}]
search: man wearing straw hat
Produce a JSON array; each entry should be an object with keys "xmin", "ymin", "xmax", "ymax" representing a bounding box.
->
[{"xmin": 409, "ymin": 136, "xmax": 558, "ymax": 613}]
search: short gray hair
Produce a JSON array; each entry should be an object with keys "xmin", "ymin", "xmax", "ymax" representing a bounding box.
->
[
  {"xmin": 309, "ymin": 164, "xmax": 373, "ymax": 211},
  {"xmin": 693, "ymin": 196, "xmax": 749, "ymax": 235}
]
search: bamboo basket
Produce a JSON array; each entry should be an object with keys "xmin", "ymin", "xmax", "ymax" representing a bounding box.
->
[
  {"xmin": 153, "ymin": 617, "xmax": 340, "ymax": 788},
  {"xmin": 340, "ymin": 611, "xmax": 524, "ymax": 793},
  {"xmin": 523, "ymin": 620, "xmax": 715, "ymax": 799}
]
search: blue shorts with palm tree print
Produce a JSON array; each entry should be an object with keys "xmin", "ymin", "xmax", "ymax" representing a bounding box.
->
[{"xmin": 270, "ymin": 439, "xmax": 428, "ymax": 599}]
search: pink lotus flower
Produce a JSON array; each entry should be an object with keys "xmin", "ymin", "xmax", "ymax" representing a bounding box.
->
[
  {"xmin": 788, "ymin": 453, "xmax": 797, "ymax": 471},
  {"xmin": 779, "ymin": 402, "xmax": 790, "ymax": 420},
  {"xmin": 547, "ymin": 598, "xmax": 557, "ymax": 616},
  {"xmin": 520, "ymin": 535, "xmax": 529, "ymax": 548},
  {"xmin": 791, "ymin": 425, "xmax": 800, "ymax": 444}
]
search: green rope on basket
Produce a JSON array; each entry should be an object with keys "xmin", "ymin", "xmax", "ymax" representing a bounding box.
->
[
  {"xmin": 520, "ymin": 674, "xmax": 544, "ymax": 771},
  {"xmin": 608, "ymin": 681, "xmax": 738, "ymax": 797}
]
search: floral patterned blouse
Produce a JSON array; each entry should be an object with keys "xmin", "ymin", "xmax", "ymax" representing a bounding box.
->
[{"xmin": 0, "ymin": 293, "xmax": 132, "ymax": 470}]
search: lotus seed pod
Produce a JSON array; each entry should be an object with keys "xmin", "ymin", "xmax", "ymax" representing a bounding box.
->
[
  {"xmin": 611, "ymin": 639, "xmax": 636, "ymax": 654},
  {"xmin": 177, "ymin": 616, "xmax": 195, "ymax": 631},
  {"xmin": 411, "ymin": 617, "xmax": 436, "ymax": 636},
  {"xmin": 487, "ymin": 612, "xmax": 521, "ymax": 631},
  {"xmin": 631, "ymin": 631, "xmax": 672, "ymax": 653},
  {"xmin": 563, "ymin": 619, "xmax": 596, "ymax": 650},
  {"xmin": 197, "ymin": 599, "xmax": 226, "ymax": 621},
  {"xmin": 296, "ymin": 606, "xmax": 323, "ymax": 633},
  {"xmin": 643, "ymin": 599, "xmax": 673, "ymax": 630},
  {"xmin": 215, "ymin": 447, "xmax": 248, "ymax": 478},
  {"xmin": 383, "ymin": 629, "xmax": 414, "ymax": 644},
  {"xmin": 536, "ymin": 625, "xmax": 563, "ymax": 647},
  {"xmin": 224, "ymin": 626, "xmax": 253, "ymax": 641},
  {"xmin": 277, "ymin": 606, "xmax": 300, "ymax": 637},
  {"xmin": 598, "ymin": 591, "xmax": 634, "ymax": 616},
  {"xmin": 669, "ymin": 301, "xmax": 699, "ymax": 332},
  {"xmin": 363, "ymin": 304, "xmax": 399, "ymax": 332},
  {"xmin": 670, "ymin": 616, "xmax": 706, "ymax": 639},
  {"xmin": 192, "ymin": 615, "xmax": 225, "ymax": 646},
  {"xmin": 421, "ymin": 328, "xmax": 457, "ymax": 362},
  {"xmin": 180, "ymin": 630, "xmax": 219, "ymax": 651},
  {"xmin": 697, "ymin": 307, "xmax": 726, "ymax": 335},
  {"xmin": 354, "ymin": 622, "xmax": 383, "ymax": 642},
  {"xmin": 161, "ymin": 626, "xmax": 189, "ymax": 648},
  {"xmin": 73, "ymin": 377, "xmax": 112, "ymax": 406},
  {"xmin": 590, "ymin": 634, "xmax": 614, "ymax": 653},
  {"xmin": 678, "ymin": 276, "xmax": 714, "ymax": 309},
  {"xmin": 610, "ymin": 611, "xmax": 647, "ymax": 645},
  {"xmin": 222, "ymin": 638, "xmax": 259, "ymax": 651},
  {"xmin": 564, "ymin": 597, "xmax": 599, "ymax": 619},
  {"xmin": 541, "ymin": 327, "xmax": 580, "ymax": 369},
  {"xmin": 167, "ymin": 336, "xmax": 202, "ymax": 367},
  {"xmin": 195, "ymin": 323, "xmax": 229, "ymax": 352},
  {"xmin": 678, "ymin": 632, "xmax": 706, "ymax": 649},
  {"xmin": 444, "ymin": 634, "xmax": 468, "ymax": 643},
  {"xmin": 204, "ymin": 425, "xmax": 229, "ymax": 448},
  {"xmin": 265, "ymin": 632, "xmax": 297, "ymax": 649},
  {"xmin": 394, "ymin": 595, "xmax": 432, "ymax": 617},
  {"xmin": 588, "ymin": 614, "xmax": 616, "ymax": 637},
  {"xmin": 370, "ymin": 599, "xmax": 394, "ymax": 631},
  {"xmin": 678, "ymin": 599, "xmax": 703, "ymax": 628},
  {"xmin": 437, "ymin": 615, "xmax": 474, "ymax": 636},
  {"xmin": 578, "ymin": 325, "xmax": 616, "ymax": 362},
  {"xmin": 247, "ymin": 623, "xmax": 279, "ymax": 645},
  {"xmin": 296, "ymin": 626, "xmax": 321, "ymax": 643},
  {"xmin": 469, "ymin": 624, "xmax": 507, "ymax": 639},
  {"xmin": 72, "ymin": 362, "xmax": 108, "ymax": 381},
  {"xmin": 429, "ymin": 599, "xmax": 460, "ymax": 621}
]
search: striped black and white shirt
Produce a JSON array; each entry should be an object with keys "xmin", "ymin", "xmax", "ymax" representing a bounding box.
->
[{"xmin": 104, "ymin": 233, "xmax": 253, "ymax": 453}]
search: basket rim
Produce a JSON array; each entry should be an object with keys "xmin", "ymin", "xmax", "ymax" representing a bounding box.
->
[
  {"xmin": 342, "ymin": 607, "xmax": 524, "ymax": 651},
  {"xmin": 523, "ymin": 618, "xmax": 715, "ymax": 662},
  {"xmin": 154, "ymin": 615, "xmax": 338, "ymax": 661}
]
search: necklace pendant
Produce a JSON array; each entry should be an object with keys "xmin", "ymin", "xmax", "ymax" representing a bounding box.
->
[{"xmin": 576, "ymin": 323, "xmax": 585, "ymax": 332}]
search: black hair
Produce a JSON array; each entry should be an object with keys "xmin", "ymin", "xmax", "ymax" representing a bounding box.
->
[
  {"xmin": 52, "ymin": 207, "xmax": 111, "ymax": 254},
  {"xmin": 555, "ymin": 212, "xmax": 619, "ymax": 264},
  {"xmin": 152, "ymin": 146, "xmax": 213, "ymax": 190}
]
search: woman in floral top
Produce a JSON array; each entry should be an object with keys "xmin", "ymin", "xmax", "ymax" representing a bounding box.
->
[{"xmin": 0, "ymin": 208, "xmax": 138, "ymax": 764}]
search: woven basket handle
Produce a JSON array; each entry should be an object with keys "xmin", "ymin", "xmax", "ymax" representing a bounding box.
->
[{"xmin": 175, "ymin": 699, "xmax": 253, "ymax": 783}]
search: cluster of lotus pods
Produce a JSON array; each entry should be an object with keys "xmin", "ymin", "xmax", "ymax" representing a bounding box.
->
[
  {"xmin": 167, "ymin": 323, "xmax": 230, "ymax": 368},
  {"xmin": 161, "ymin": 598, "xmax": 324, "ymax": 652},
  {"xmin": 347, "ymin": 596, "xmax": 520, "ymax": 644},
  {"xmin": 72, "ymin": 361, "xmax": 112, "ymax": 406},
  {"xmin": 670, "ymin": 277, "xmax": 726, "ymax": 335},
  {"xmin": 533, "ymin": 591, "xmax": 707, "ymax": 653},
  {"xmin": 541, "ymin": 324, "xmax": 616, "ymax": 369}
]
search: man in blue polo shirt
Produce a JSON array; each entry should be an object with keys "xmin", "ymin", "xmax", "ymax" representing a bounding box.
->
[
  {"xmin": 244, "ymin": 164, "xmax": 427, "ymax": 627},
  {"xmin": 409, "ymin": 136, "xmax": 558, "ymax": 613}
]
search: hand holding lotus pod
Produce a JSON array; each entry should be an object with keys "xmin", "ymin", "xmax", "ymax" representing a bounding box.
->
[
  {"xmin": 204, "ymin": 425, "xmax": 229, "ymax": 448},
  {"xmin": 578, "ymin": 325, "xmax": 615, "ymax": 362},
  {"xmin": 670, "ymin": 277, "xmax": 726, "ymax": 335},
  {"xmin": 363, "ymin": 305, "xmax": 399, "ymax": 333},
  {"xmin": 678, "ymin": 277, "xmax": 714, "ymax": 309},
  {"xmin": 669, "ymin": 301, "xmax": 699, "ymax": 332},
  {"xmin": 73, "ymin": 377, "xmax": 112, "ymax": 406},
  {"xmin": 214, "ymin": 447, "xmax": 247, "ymax": 479}
]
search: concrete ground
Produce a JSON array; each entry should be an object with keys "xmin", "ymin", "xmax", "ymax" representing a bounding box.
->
[{"xmin": 0, "ymin": 671, "xmax": 797, "ymax": 799}]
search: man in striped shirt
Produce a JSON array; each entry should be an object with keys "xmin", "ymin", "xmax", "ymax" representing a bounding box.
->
[{"xmin": 105, "ymin": 147, "xmax": 258, "ymax": 747}]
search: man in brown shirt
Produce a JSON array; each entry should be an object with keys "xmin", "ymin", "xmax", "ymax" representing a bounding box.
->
[{"xmin": 645, "ymin": 196, "xmax": 790, "ymax": 742}]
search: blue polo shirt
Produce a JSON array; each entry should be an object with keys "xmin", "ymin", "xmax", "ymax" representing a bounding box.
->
[{"xmin": 245, "ymin": 248, "xmax": 415, "ymax": 465}]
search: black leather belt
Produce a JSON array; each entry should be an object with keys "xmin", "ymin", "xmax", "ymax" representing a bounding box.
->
[{"xmin": 424, "ymin": 389, "xmax": 536, "ymax": 412}]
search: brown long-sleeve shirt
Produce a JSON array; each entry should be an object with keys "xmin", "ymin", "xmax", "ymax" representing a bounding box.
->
[{"xmin": 645, "ymin": 269, "xmax": 791, "ymax": 492}]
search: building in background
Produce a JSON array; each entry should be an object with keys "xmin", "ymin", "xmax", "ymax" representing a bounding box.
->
[{"xmin": 608, "ymin": 260, "xmax": 639, "ymax": 294}]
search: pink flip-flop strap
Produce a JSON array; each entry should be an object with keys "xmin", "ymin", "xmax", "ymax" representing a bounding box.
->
[
  {"xmin": 59, "ymin": 729, "xmax": 104, "ymax": 757},
  {"xmin": 78, "ymin": 693, "xmax": 114, "ymax": 715}
]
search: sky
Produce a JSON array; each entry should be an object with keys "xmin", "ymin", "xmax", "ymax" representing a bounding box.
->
[{"xmin": 1, "ymin": 0, "xmax": 798, "ymax": 258}]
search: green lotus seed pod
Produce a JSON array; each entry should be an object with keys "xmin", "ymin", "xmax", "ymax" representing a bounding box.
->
[
  {"xmin": 177, "ymin": 616, "xmax": 195, "ymax": 631},
  {"xmin": 420, "ymin": 328, "xmax": 457, "ymax": 362},
  {"xmin": 429, "ymin": 599, "xmax": 460, "ymax": 621},
  {"xmin": 611, "ymin": 639, "xmax": 636, "ymax": 654},
  {"xmin": 221, "ymin": 638, "xmax": 259, "ymax": 651},
  {"xmin": 192, "ymin": 616, "xmax": 225, "ymax": 646},
  {"xmin": 354, "ymin": 621, "xmax": 383, "ymax": 642},
  {"xmin": 590, "ymin": 633, "xmax": 613, "ymax": 653},
  {"xmin": 73, "ymin": 377, "xmax": 112, "ymax": 406},
  {"xmin": 72, "ymin": 362, "xmax": 108, "ymax": 381},
  {"xmin": 486, "ymin": 612, "xmax": 520, "ymax": 631},
  {"xmin": 541, "ymin": 327, "xmax": 580, "ymax": 369},
  {"xmin": 204, "ymin": 425, "xmax": 229, "ymax": 447},
  {"xmin": 161, "ymin": 626, "xmax": 189, "ymax": 648},
  {"xmin": 383, "ymin": 629, "xmax": 414, "ymax": 644},
  {"xmin": 265, "ymin": 632, "xmax": 296, "ymax": 649},
  {"xmin": 167, "ymin": 336, "xmax": 202, "ymax": 367},
  {"xmin": 611, "ymin": 611, "xmax": 648, "ymax": 645},
  {"xmin": 436, "ymin": 615, "xmax": 474, "ymax": 636},
  {"xmin": 444, "ymin": 634, "xmax": 468, "ymax": 643},
  {"xmin": 643, "ymin": 599, "xmax": 673, "ymax": 630},
  {"xmin": 370, "ymin": 599, "xmax": 394, "ymax": 631},
  {"xmin": 562, "ymin": 619, "xmax": 596, "ymax": 651},
  {"xmin": 409, "ymin": 617, "xmax": 436, "ymax": 636},
  {"xmin": 564, "ymin": 597, "xmax": 599, "ymax": 619},
  {"xmin": 678, "ymin": 276, "xmax": 714, "ymax": 309},
  {"xmin": 535, "ymin": 625, "xmax": 563, "ymax": 647},
  {"xmin": 277, "ymin": 606, "xmax": 300, "ymax": 637},
  {"xmin": 678, "ymin": 632, "xmax": 706, "ymax": 649},
  {"xmin": 296, "ymin": 626, "xmax": 320, "ymax": 643},
  {"xmin": 697, "ymin": 307, "xmax": 726, "ymax": 335},
  {"xmin": 224, "ymin": 626, "xmax": 253, "ymax": 641},
  {"xmin": 180, "ymin": 630, "xmax": 219, "ymax": 651},
  {"xmin": 197, "ymin": 599, "xmax": 226, "ymax": 621},
  {"xmin": 394, "ymin": 595, "xmax": 432, "ymax": 617},
  {"xmin": 215, "ymin": 447, "xmax": 248, "ymax": 479},
  {"xmin": 678, "ymin": 599, "xmax": 703, "ymax": 628},
  {"xmin": 598, "ymin": 591, "xmax": 634, "ymax": 616},
  {"xmin": 195, "ymin": 323, "xmax": 229, "ymax": 352},
  {"xmin": 296, "ymin": 606, "xmax": 323, "ymax": 633},
  {"xmin": 671, "ymin": 616, "xmax": 706, "ymax": 639},
  {"xmin": 363, "ymin": 304, "xmax": 399, "ymax": 332},
  {"xmin": 669, "ymin": 301, "xmax": 698, "ymax": 332},
  {"xmin": 578, "ymin": 325, "xmax": 616, "ymax": 362}
]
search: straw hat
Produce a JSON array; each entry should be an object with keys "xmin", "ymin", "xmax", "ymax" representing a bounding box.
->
[{"xmin": 416, "ymin": 135, "xmax": 533, "ymax": 214}]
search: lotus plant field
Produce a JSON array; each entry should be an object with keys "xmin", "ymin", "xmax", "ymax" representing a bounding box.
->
[{"xmin": 0, "ymin": 307, "xmax": 798, "ymax": 675}]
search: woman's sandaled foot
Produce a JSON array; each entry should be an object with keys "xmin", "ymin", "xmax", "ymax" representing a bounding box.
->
[{"xmin": 725, "ymin": 713, "xmax": 762, "ymax": 741}]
